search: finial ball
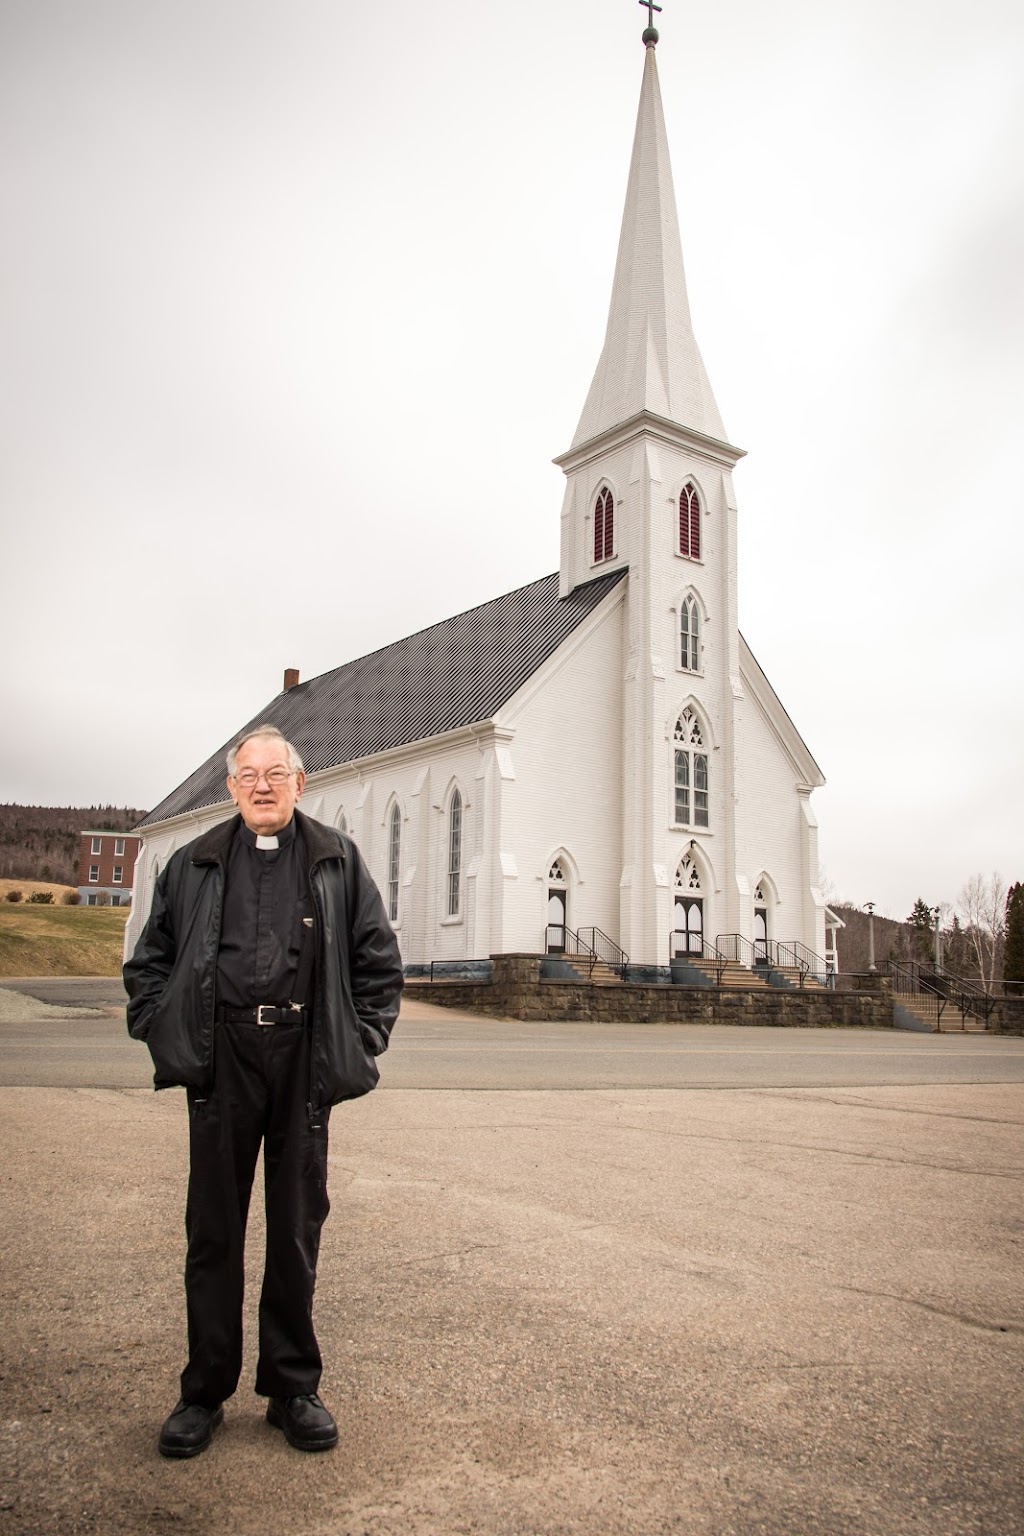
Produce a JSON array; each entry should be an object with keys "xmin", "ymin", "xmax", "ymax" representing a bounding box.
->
[{"xmin": 642, "ymin": 25, "xmax": 659, "ymax": 45}]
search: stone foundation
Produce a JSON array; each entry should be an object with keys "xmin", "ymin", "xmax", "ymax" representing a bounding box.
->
[{"xmin": 403, "ymin": 953, "xmax": 894, "ymax": 1028}]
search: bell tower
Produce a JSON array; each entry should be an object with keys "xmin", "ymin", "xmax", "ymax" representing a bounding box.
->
[{"xmin": 554, "ymin": 18, "xmax": 746, "ymax": 965}]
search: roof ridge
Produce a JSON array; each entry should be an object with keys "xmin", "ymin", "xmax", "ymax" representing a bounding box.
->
[{"xmin": 138, "ymin": 567, "xmax": 628, "ymax": 829}]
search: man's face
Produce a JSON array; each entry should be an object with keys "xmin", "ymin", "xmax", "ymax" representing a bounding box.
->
[{"xmin": 227, "ymin": 737, "xmax": 305, "ymax": 836}]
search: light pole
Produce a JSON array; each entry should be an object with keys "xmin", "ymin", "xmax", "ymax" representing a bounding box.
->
[
  {"xmin": 865, "ymin": 901, "xmax": 877, "ymax": 972},
  {"xmin": 933, "ymin": 906, "xmax": 943, "ymax": 972}
]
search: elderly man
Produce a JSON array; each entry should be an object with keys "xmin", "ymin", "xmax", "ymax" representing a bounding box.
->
[{"xmin": 124, "ymin": 724, "xmax": 403, "ymax": 1458}]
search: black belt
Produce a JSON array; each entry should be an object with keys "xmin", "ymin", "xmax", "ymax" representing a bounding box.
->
[{"xmin": 216, "ymin": 1004, "xmax": 308, "ymax": 1027}]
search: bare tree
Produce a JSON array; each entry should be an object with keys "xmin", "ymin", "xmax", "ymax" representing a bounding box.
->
[{"xmin": 957, "ymin": 872, "xmax": 1007, "ymax": 991}]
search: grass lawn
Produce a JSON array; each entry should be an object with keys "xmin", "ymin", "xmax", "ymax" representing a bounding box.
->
[
  {"xmin": 0, "ymin": 878, "xmax": 77, "ymax": 902},
  {"xmin": 0, "ymin": 904, "xmax": 130, "ymax": 977}
]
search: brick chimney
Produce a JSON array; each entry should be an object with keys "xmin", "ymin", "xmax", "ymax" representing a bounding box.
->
[{"xmin": 283, "ymin": 668, "xmax": 300, "ymax": 692}]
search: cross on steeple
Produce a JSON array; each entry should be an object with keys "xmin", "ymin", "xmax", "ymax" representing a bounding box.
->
[{"xmin": 639, "ymin": 0, "xmax": 663, "ymax": 28}]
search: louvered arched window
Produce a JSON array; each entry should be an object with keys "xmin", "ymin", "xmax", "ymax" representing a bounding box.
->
[
  {"xmin": 593, "ymin": 487, "xmax": 614, "ymax": 563},
  {"xmin": 679, "ymin": 482, "xmax": 701, "ymax": 561},
  {"xmin": 680, "ymin": 596, "xmax": 700, "ymax": 672},
  {"xmin": 447, "ymin": 789, "xmax": 462, "ymax": 918},
  {"xmin": 387, "ymin": 804, "xmax": 401, "ymax": 923},
  {"xmin": 673, "ymin": 708, "xmax": 709, "ymax": 828}
]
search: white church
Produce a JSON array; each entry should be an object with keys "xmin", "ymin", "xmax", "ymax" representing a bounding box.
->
[{"xmin": 127, "ymin": 25, "xmax": 831, "ymax": 980}]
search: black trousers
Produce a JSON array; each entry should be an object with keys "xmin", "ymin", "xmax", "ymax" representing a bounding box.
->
[{"xmin": 179, "ymin": 1019, "xmax": 331, "ymax": 1407}]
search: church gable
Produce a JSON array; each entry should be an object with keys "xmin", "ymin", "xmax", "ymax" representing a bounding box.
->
[{"xmin": 737, "ymin": 635, "xmax": 824, "ymax": 789}]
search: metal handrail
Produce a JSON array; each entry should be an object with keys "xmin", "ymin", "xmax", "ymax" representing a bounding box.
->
[
  {"xmin": 669, "ymin": 932, "xmax": 729, "ymax": 984},
  {"xmin": 577, "ymin": 926, "xmax": 629, "ymax": 978},
  {"xmin": 546, "ymin": 925, "xmax": 598, "ymax": 976},
  {"xmin": 938, "ymin": 970, "xmax": 997, "ymax": 1030},
  {"xmin": 889, "ymin": 959, "xmax": 944, "ymax": 1030},
  {"xmin": 784, "ymin": 940, "xmax": 836, "ymax": 989},
  {"xmin": 891, "ymin": 960, "xmax": 996, "ymax": 1031},
  {"xmin": 788, "ymin": 939, "xmax": 835, "ymax": 973},
  {"xmin": 772, "ymin": 940, "xmax": 811, "ymax": 982},
  {"xmin": 716, "ymin": 933, "xmax": 791, "ymax": 987}
]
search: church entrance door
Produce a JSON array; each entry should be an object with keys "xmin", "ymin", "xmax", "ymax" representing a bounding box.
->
[
  {"xmin": 673, "ymin": 897, "xmax": 704, "ymax": 955},
  {"xmin": 754, "ymin": 907, "xmax": 768, "ymax": 963},
  {"xmin": 546, "ymin": 888, "xmax": 567, "ymax": 953}
]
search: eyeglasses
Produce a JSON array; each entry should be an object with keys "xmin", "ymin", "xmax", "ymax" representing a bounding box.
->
[{"xmin": 232, "ymin": 767, "xmax": 296, "ymax": 790}]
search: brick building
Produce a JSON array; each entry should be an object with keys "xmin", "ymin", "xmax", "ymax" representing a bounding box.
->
[{"xmin": 78, "ymin": 831, "xmax": 141, "ymax": 906}]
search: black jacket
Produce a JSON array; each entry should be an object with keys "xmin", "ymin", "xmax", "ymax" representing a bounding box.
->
[{"xmin": 123, "ymin": 810, "xmax": 403, "ymax": 1112}]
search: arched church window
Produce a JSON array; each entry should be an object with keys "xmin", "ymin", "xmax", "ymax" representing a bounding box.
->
[
  {"xmin": 673, "ymin": 708, "xmax": 709, "ymax": 827},
  {"xmin": 753, "ymin": 883, "xmax": 768, "ymax": 961},
  {"xmin": 546, "ymin": 859, "xmax": 568, "ymax": 954},
  {"xmin": 675, "ymin": 856, "xmax": 703, "ymax": 896},
  {"xmin": 447, "ymin": 790, "xmax": 462, "ymax": 918},
  {"xmin": 593, "ymin": 487, "xmax": 614, "ymax": 564},
  {"xmin": 335, "ymin": 808, "xmax": 349, "ymax": 836},
  {"xmin": 679, "ymin": 482, "xmax": 701, "ymax": 561},
  {"xmin": 680, "ymin": 595, "xmax": 701, "ymax": 672},
  {"xmin": 673, "ymin": 856, "xmax": 704, "ymax": 955},
  {"xmin": 387, "ymin": 804, "xmax": 401, "ymax": 924}
]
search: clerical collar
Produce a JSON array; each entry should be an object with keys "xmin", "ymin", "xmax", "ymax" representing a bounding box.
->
[{"xmin": 239, "ymin": 817, "xmax": 297, "ymax": 852}]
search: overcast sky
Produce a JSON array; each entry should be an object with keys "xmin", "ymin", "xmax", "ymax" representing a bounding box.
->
[{"xmin": 2, "ymin": 0, "xmax": 1022, "ymax": 920}]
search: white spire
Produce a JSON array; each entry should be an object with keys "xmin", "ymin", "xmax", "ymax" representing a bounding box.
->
[{"xmin": 571, "ymin": 40, "xmax": 726, "ymax": 449}]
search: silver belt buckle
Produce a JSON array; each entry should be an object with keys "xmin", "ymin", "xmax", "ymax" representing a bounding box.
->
[{"xmin": 255, "ymin": 1004, "xmax": 276, "ymax": 1026}]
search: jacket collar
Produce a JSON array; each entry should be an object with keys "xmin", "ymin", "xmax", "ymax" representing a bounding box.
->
[{"xmin": 190, "ymin": 808, "xmax": 345, "ymax": 868}]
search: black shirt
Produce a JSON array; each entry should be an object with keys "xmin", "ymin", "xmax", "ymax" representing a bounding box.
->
[{"xmin": 215, "ymin": 817, "xmax": 309, "ymax": 1008}]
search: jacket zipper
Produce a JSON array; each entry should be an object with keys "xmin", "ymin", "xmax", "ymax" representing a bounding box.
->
[{"xmin": 306, "ymin": 864, "xmax": 322, "ymax": 1130}]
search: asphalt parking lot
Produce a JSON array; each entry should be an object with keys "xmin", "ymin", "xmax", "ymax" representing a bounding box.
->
[{"xmin": 1, "ymin": 981, "xmax": 1022, "ymax": 1535}]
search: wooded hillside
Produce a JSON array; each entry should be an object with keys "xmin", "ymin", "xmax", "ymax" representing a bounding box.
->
[{"xmin": 0, "ymin": 804, "xmax": 148, "ymax": 886}]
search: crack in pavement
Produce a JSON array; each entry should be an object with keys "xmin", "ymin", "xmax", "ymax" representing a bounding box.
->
[
  {"xmin": 836, "ymin": 1284, "xmax": 1024, "ymax": 1337},
  {"xmin": 757, "ymin": 1090, "xmax": 1024, "ymax": 1127},
  {"xmin": 602, "ymin": 1120, "xmax": 1024, "ymax": 1180}
]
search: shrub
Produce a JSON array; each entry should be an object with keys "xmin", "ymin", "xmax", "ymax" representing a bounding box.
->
[
  {"xmin": 27, "ymin": 891, "xmax": 54, "ymax": 904},
  {"xmin": 5, "ymin": 889, "xmax": 23, "ymax": 903},
  {"xmin": 62, "ymin": 890, "xmax": 81, "ymax": 906}
]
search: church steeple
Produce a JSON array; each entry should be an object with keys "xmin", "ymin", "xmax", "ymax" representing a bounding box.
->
[{"xmin": 571, "ymin": 30, "xmax": 726, "ymax": 449}]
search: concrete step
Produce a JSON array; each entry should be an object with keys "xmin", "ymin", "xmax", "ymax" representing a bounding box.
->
[
  {"xmin": 894, "ymin": 995, "xmax": 940, "ymax": 1031},
  {"xmin": 682, "ymin": 959, "xmax": 770, "ymax": 988},
  {"xmin": 770, "ymin": 965, "xmax": 829, "ymax": 991},
  {"xmin": 562, "ymin": 958, "xmax": 624, "ymax": 985},
  {"xmin": 894, "ymin": 993, "xmax": 990, "ymax": 1032}
]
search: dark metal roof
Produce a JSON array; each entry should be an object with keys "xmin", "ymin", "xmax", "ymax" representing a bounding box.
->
[{"xmin": 139, "ymin": 568, "xmax": 627, "ymax": 828}]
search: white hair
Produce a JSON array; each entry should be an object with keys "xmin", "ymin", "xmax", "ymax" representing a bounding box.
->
[{"xmin": 226, "ymin": 725, "xmax": 304, "ymax": 778}]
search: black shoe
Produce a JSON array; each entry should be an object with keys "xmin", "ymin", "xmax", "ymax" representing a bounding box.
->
[
  {"xmin": 158, "ymin": 1399, "xmax": 223, "ymax": 1459},
  {"xmin": 266, "ymin": 1392, "xmax": 338, "ymax": 1452}
]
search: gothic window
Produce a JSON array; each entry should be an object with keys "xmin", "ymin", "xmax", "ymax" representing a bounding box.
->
[
  {"xmin": 387, "ymin": 803, "xmax": 401, "ymax": 924},
  {"xmin": 673, "ymin": 856, "xmax": 704, "ymax": 955},
  {"xmin": 679, "ymin": 481, "xmax": 701, "ymax": 561},
  {"xmin": 593, "ymin": 487, "xmax": 614, "ymax": 563},
  {"xmin": 680, "ymin": 595, "xmax": 700, "ymax": 671},
  {"xmin": 546, "ymin": 859, "xmax": 568, "ymax": 954},
  {"xmin": 753, "ymin": 883, "xmax": 768, "ymax": 960},
  {"xmin": 335, "ymin": 808, "xmax": 349, "ymax": 836},
  {"xmin": 675, "ymin": 855, "xmax": 702, "ymax": 894},
  {"xmin": 673, "ymin": 708, "xmax": 709, "ymax": 827},
  {"xmin": 447, "ymin": 790, "xmax": 462, "ymax": 918}
]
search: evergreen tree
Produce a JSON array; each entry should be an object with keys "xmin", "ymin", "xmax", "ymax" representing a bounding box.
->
[
  {"xmin": 945, "ymin": 914, "xmax": 970, "ymax": 977},
  {"xmin": 907, "ymin": 897, "xmax": 935, "ymax": 964},
  {"xmin": 1004, "ymin": 883, "xmax": 1024, "ymax": 996}
]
